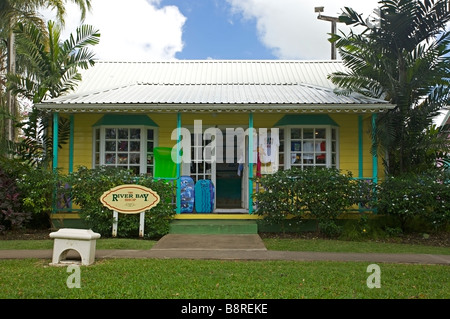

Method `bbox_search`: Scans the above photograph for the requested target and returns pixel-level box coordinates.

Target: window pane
[315,128,326,139]
[118,128,128,139]
[303,154,314,164]
[147,129,154,140]
[291,153,301,164]
[130,153,140,164]
[303,129,314,139]
[105,128,116,139]
[303,141,315,152]
[118,153,128,164]
[106,141,116,151]
[291,128,301,139]
[130,141,140,152]
[291,141,301,151]
[130,129,140,139]
[316,153,326,164]
[105,154,116,164]
[118,141,128,151]
[332,128,337,140]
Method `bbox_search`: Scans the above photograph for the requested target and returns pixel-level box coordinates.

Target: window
[93,126,157,175]
[190,132,212,182]
[278,126,338,170]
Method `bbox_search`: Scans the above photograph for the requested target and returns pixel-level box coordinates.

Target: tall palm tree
[329,0,450,175]
[0,0,92,142]
[6,20,99,167]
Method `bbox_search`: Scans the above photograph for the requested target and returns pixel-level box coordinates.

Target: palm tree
[6,20,99,167]
[0,0,92,142]
[329,0,450,175]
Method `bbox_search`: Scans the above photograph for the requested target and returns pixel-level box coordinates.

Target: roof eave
[36,102,396,113]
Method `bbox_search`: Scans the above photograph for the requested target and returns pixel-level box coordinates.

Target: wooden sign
[100,184,160,238]
[100,184,160,214]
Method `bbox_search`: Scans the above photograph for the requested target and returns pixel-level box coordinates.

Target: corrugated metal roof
[37,60,394,112]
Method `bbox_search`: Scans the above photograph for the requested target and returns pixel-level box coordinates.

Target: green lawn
[0,258,448,299]
[1,236,448,299]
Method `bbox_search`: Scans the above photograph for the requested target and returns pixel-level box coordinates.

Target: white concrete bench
[49,228,101,266]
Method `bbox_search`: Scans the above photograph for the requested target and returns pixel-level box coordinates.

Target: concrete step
[169,219,258,235]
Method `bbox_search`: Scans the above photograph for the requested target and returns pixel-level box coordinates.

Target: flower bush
[66,166,175,238]
[376,170,450,231]
[254,168,370,237]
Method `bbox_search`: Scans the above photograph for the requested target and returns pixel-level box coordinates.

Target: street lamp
[315,6,340,60]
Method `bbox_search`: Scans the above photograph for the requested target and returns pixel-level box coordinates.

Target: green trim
[358,115,363,179]
[69,115,74,173]
[52,112,59,170]
[274,114,339,127]
[176,113,181,214]
[52,112,59,214]
[371,114,378,183]
[248,113,254,214]
[92,114,159,127]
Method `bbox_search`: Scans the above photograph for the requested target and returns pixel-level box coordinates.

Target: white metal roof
[37,60,394,112]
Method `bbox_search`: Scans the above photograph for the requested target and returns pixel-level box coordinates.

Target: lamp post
[315,7,340,60]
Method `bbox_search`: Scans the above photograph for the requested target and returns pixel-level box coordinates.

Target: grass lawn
[0,236,449,300]
[0,258,448,299]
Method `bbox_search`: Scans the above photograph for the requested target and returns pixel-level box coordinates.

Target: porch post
[52,112,59,171]
[371,113,378,184]
[176,112,181,214]
[69,114,74,174]
[52,112,59,215]
[248,113,254,214]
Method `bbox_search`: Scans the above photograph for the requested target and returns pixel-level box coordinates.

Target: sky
[43,0,382,61]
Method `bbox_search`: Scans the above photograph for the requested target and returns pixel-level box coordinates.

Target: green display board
[153,147,177,178]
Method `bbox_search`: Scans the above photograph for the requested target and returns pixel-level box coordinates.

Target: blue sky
[49,0,381,61]
[161,0,275,59]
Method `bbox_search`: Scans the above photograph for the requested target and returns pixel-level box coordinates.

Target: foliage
[375,170,450,231]
[0,164,30,233]
[8,21,100,103]
[254,168,371,237]
[330,0,450,175]
[66,166,175,238]
[0,157,62,228]
[4,20,99,168]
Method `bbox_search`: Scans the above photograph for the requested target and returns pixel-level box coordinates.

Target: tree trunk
[6,19,17,142]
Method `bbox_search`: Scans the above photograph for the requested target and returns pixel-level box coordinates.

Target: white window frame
[92,125,159,175]
[280,125,339,170]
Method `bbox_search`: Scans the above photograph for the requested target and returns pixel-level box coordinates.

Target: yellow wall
[57,112,382,180]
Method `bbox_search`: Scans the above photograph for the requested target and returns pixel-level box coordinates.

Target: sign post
[100,185,160,238]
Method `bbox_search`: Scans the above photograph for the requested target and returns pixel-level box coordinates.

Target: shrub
[16,167,62,228]
[254,168,369,236]
[66,166,175,238]
[0,166,30,233]
[0,158,62,229]
[375,170,450,232]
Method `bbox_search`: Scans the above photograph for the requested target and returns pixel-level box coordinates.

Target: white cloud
[227,0,380,59]
[44,0,186,61]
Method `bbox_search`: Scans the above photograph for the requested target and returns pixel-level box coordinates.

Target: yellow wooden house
[37,60,394,227]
